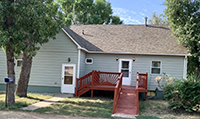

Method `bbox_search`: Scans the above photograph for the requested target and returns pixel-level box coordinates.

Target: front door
[61,64,76,93]
[119,59,132,86]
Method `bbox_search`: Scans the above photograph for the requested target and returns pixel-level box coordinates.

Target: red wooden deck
[115,86,137,115]
[73,71,148,115]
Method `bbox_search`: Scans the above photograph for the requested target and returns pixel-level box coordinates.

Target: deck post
[91,70,95,98]
[145,92,147,101]
[112,88,117,114]
[91,89,93,98]
[136,89,139,114]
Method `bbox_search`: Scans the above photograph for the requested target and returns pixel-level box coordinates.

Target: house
[0,24,189,94]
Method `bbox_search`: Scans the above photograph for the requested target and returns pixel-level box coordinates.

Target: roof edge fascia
[85,51,190,56]
[62,28,82,49]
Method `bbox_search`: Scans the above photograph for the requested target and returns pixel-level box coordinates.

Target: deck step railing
[136,72,148,114]
[73,71,93,97]
[112,72,123,113]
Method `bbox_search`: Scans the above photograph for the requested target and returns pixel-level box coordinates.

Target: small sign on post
[4,78,14,107]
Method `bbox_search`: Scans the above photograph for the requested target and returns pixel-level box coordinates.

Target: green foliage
[187,56,199,76]
[111,15,123,25]
[0,0,62,55]
[56,0,123,26]
[164,0,200,76]
[164,78,200,112]
[148,12,168,24]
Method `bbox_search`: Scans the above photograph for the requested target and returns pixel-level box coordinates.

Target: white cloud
[143,8,147,12]
[112,7,147,24]
[139,12,145,16]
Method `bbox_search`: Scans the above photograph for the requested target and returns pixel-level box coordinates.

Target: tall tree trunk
[5,0,15,105]
[6,42,15,105]
[16,39,33,97]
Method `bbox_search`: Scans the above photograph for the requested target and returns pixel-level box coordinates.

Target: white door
[61,64,76,93]
[119,59,132,86]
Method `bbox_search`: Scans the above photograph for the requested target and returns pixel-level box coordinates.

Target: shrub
[164,77,200,112]
[155,73,175,91]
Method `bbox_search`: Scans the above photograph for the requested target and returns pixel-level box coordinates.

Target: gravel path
[0,110,109,119]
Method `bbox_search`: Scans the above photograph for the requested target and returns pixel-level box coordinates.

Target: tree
[0,0,62,100]
[0,0,16,105]
[164,0,200,77]
[14,0,62,97]
[111,15,123,25]
[148,12,168,24]
[56,0,123,26]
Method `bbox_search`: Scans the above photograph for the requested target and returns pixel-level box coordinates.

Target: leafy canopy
[0,0,62,55]
[56,0,123,26]
[148,12,168,24]
[164,0,200,56]
[164,0,200,76]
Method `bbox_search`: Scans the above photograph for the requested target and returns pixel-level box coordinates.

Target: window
[16,54,23,67]
[17,60,22,67]
[151,61,161,74]
[85,58,93,64]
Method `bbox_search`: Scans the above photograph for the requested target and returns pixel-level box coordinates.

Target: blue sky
[108,0,166,24]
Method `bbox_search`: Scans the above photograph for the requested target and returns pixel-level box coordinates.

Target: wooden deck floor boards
[115,86,137,115]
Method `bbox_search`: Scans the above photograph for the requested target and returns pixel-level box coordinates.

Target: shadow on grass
[34,97,113,118]
[0,101,28,110]
[25,96,44,101]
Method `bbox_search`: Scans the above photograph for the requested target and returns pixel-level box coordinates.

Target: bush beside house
[164,76,200,112]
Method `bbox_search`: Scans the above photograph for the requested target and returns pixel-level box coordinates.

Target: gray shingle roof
[67,24,189,55]
[63,26,102,51]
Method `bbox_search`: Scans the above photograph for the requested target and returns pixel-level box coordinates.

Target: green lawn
[34,97,113,118]
[0,93,52,110]
[1,92,200,119]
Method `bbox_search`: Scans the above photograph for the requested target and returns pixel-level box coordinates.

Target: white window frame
[16,59,23,67]
[85,58,93,64]
[150,60,162,74]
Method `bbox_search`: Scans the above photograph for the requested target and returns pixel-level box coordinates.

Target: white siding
[79,50,86,77]
[0,48,7,84]
[84,53,184,90]
[26,31,78,87]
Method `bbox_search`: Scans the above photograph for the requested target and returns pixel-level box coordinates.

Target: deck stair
[115,86,137,115]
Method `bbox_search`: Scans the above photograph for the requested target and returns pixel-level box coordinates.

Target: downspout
[183,55,188,79]
[77,49,81,78]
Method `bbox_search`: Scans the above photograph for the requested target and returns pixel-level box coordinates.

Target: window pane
[86,59,92,63]
[151,68,160,74]
[64,76,73,84]
[65,67,73,75]
[85,58,93,64]
[122,70,129,77]
[122,61,129,68]
[17,60,22,67]
[152,61,161,67]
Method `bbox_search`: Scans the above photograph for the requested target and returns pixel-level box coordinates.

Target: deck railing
[74,70,123,114]
[112,72,123,113]
[74,71,93,96]
[93,71,121,86]
[136,72,148,114]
